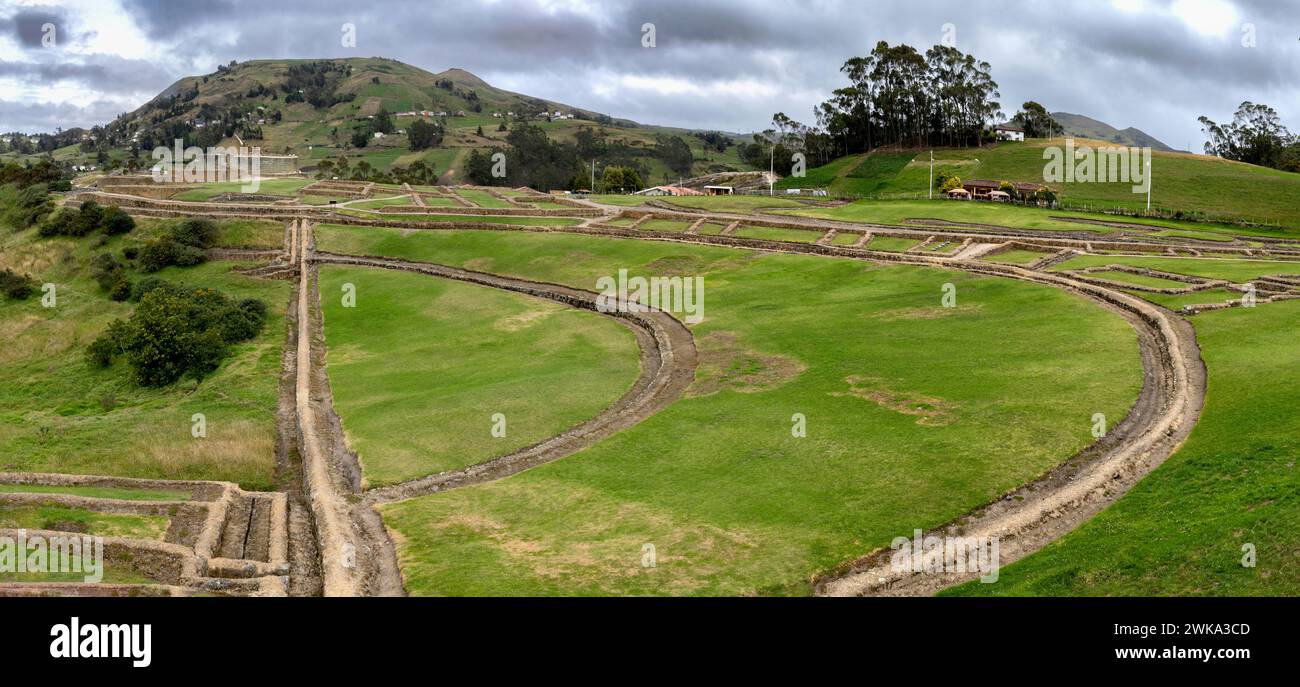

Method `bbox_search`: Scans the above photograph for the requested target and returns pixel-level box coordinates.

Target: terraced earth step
[216,493,275,563]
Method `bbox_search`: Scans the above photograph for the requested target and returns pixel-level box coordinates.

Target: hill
[776,138,1300,228]
[59,57,751,185]
[1051,112,1175,152]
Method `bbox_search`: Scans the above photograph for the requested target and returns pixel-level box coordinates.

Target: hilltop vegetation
[12,57,749,189]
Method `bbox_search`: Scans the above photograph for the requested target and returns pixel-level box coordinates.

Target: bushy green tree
[88,282,267,386]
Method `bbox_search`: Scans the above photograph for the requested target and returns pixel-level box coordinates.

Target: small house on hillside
[636,185,705,197]
[704,185,734,195]
[994,125,1025,142]
[961,179,1042,198]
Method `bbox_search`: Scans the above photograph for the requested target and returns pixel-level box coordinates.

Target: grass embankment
[316,226,1141,595]
[170,178,314,201]
[1049,255,1300,283]
[330,211,583,226]
[317,266,641,486]
[777,198,1293,241]
[0,484,190,501]
[786,139,1300,228]
[0,503,169,540]
[947,300,1300,595]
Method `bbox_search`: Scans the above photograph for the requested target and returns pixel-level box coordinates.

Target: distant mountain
[1051,112,1175,152]
[83,57,746,184]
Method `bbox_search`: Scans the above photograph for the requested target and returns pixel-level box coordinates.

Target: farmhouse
[994,124,1025,141]
[961,179,1041,198]
[703,185,734,195]
[635,185,705,197]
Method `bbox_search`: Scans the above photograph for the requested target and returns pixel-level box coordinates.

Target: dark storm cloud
[3,6,68,48]
[0,55,174,94]
[119,0,239,36]
[2,0,1297,148]
[0,98,128,133]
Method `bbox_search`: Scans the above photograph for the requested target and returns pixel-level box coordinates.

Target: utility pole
[1146,158,1152,211]
[928,150,934,200]
[590,159,595,193]
[769,143,774,196]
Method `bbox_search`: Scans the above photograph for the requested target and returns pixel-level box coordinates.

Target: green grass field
[1050,255,1300,283]
[867,235,922,252]
[777,198,1296,240]
[331,211,583,226]
[787,139,1300,228]
[983,249,1052,265]
[1085,270,1194,289]
[947,299,1300,595]
[314,226,1142,595]
[0,221,287,490]
[318,266,642,487]
[734,226,822,243]
[454,188,512,209]
[171,178,314,201]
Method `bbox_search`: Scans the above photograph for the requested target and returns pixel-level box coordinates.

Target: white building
[994,125,1025,142]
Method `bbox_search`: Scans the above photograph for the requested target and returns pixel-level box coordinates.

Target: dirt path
[292,221,405,596]
[309,253,699,504]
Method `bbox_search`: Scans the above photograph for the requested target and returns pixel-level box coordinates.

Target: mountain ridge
[1051,111,1176,152]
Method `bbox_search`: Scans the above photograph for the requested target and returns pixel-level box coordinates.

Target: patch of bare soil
[830,375,956,426]
[687,331,805,397]
[870,303,984,321]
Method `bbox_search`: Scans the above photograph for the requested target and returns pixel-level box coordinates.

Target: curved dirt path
[309,252,699,505]
[816,264,1205,596]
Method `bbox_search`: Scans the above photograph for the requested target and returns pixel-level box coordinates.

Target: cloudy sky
[1,0,1297,150]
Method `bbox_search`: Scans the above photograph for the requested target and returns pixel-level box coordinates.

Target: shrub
[130,276,171,302]
[123,246,139,260]
[172,243,206,267]
[89,284,267,386]
[71,201,104,236]
[86,319,128,368]
[103,207,135,235]
[109,279,132,302]
[90,253,124,291]
[137,239,177,273]
[0,268,37,300]
[37,207,77,237]
[170,218,218,248]
[4,183,54,228]
[35,201,133,238]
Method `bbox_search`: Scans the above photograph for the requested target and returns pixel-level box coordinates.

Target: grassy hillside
[61,57,748,186]
[0,217,286,489]
[784,139,1300,228]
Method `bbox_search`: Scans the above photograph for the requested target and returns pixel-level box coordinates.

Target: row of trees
[466,123,670,191]
[1200,101,1300,173]
[315,156,440,186]
[744,42,1005,174]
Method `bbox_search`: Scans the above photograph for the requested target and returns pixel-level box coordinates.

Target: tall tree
[1199,102,1295,169]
